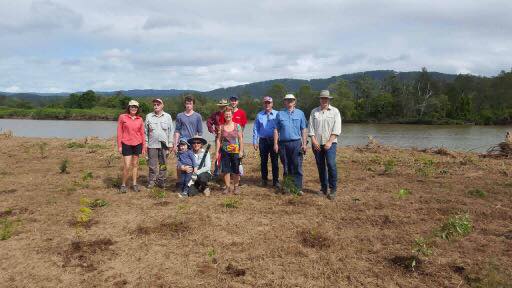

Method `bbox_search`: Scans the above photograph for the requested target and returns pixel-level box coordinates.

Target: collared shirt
[193,148,211,175]
[117,113,145,148]
[275,108,307,142]
[308,105,342,145]
[252,109,277,144]
[145,112,173,149]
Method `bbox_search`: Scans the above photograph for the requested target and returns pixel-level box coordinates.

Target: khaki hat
[216,99,229,106]
[319,90,333,99]
[128,100,140,107]
[284,94,296,100]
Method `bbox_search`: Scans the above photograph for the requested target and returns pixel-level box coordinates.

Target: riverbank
[0,136,511,287]
[0,107,121,121]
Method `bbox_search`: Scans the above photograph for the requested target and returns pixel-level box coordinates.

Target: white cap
[284,94,296,100]
[128,100,140,107]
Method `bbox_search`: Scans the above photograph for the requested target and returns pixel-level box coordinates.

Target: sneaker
[178,192,188,198]
[203,187,211,197]
[222,187,230,195]
[147,182,155,189]
[156,182,166,189]
[233,186,240,195]
[273,182,281,189]
[317,189,327,196]
[261,180,268,187]
[327,193,336,200]
[132,184,140,192]
[297,191,304,196]
[119,185,127,193]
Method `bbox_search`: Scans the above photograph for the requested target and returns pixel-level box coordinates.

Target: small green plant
[436,213,472,240]
[59,159,69,174]
[37,142,49,158]
[398,188,411,199]
[467,189,487,198]
[415,157,435,177]
[81,171,93,181]
[138,157,147,166]
[223,197,240,208]
[150,188,167,199]
[383,158,397,173]
[76,207,92,225]
[282,175,299,195]
[67,141,86,149]
[88,199,109,209]
[412,237,433,257]
[0,217,19,240]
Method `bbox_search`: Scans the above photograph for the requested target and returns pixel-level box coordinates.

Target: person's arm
[167,114,174,150]
[144,115,150,147]
[206,112,215,134]
[325,109,342,150]
[300,113,308,153]
[273,113,280,153]
[238,125,244,157]
[215,126,222,161]
[173,115,181,152]
[309,111,320,151]
[241,110,248,128]
[140,118,147,154]
[197,152,211,175]
[116,115,123,153]
[253,114,259,150]
[197,113,203,136]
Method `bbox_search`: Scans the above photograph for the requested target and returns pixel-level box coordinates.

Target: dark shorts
[221,150,240,174]
[122,143,142,156]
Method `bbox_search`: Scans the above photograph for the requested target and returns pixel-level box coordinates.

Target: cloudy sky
[0,0,511,93]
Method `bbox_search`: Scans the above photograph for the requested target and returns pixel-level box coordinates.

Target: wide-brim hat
[187,136,207,145]
[319,90,333,99]
[128,100,140,107]
[216,99,229,106]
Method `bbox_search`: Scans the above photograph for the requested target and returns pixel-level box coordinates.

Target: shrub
[415,157,435,177]
[412,237,433,257]
[398,188,411,199]
[37,142,49,158]
[59,159,69,174]
[383,158,397,173]
[150,188,167,199]
[467,189,487,198]
[138,157,147,166]
[67,142,86,149]
[82,171,93,181]
[436,214,472,240]
[282,175,299,195]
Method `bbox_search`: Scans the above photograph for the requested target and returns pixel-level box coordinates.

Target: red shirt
[219,108,247,127]
[117,113,146,148]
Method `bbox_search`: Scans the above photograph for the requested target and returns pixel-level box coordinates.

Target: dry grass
[0,136,511,287]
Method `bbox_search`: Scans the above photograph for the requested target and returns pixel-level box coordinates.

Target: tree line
[1,68,511,124]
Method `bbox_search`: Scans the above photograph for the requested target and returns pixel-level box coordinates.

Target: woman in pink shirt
[117,100,147,193]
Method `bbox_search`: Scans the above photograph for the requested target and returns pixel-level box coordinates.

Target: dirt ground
[0,135,511,288]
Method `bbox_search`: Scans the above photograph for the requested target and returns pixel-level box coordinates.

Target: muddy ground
[0,135,511,287]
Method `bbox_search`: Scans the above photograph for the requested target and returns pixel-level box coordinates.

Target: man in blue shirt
[273,94,308,195]
[253,96,280,188]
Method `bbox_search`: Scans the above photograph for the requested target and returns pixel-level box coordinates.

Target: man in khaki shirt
[308,90,342,200]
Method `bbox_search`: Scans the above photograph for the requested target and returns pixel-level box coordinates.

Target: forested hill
[203,70,457,99]
[1,70,456,100]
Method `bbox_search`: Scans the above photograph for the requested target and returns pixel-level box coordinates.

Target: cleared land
[0,135,511,287]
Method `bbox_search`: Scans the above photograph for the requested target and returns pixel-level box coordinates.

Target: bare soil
[0,136,511,287]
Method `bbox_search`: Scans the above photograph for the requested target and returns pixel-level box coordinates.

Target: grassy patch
[299,228,331,249]
[465,260,512,288]
[383,158,397,174]
[149,188,167,199]
[436,213,472,240]
[0,217,19,240]
[467,189,487,198]
[59,159,69,174]
[138,157,147,166]
[415,156,435,177]
[81,171,93,181]
[37,142,49,158]
[398,188,411,199]
[222,197,240,209]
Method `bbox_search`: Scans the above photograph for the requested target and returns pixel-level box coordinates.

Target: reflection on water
[1,119,510,152]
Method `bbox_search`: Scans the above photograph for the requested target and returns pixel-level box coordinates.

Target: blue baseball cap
[229,96,239,100]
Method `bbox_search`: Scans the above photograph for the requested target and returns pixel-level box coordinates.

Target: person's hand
[118,147,122,154]
[253,144,258,151]
[301,144,307,155]
[142,147,147,155]
[216,152,220,161]
[312,139,321,152]
[324,142,332,150]
[240,151,245,159]
[172,146,177,154]
[273,144,279,153]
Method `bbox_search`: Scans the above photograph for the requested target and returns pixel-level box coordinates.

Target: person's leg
[279,142,289,178]
[181,172,192,195]
[269,139,280,186]
[157,148,167,187]
[313,146,328,193]
[131,155,139,185]
[222,173,231,193]
[147,148,158,187]
[231,153,241,193]
[325,143,338,195]
[289,140,303,191]
[122,155,132,186]
[259,139,269,184]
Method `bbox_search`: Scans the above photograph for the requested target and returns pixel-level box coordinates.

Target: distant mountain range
[1,70,459,100]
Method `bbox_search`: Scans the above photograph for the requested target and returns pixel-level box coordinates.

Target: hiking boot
[132,184,140,192]
[119,185,127,193]
[273,182,281,189]
[327,192,336,200]
[222,187,230,195]
[156,181,166,189]
[203,187,211,197]
[317,189,327,197]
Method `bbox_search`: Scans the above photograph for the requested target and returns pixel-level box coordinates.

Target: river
[1,119,510,152]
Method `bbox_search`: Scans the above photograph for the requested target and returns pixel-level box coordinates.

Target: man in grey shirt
[145,98,174,188]
[308,90,342,200]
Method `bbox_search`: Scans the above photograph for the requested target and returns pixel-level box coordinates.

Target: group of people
[116,89,342,200]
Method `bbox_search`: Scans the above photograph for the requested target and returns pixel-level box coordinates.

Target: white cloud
[0,0,510,92]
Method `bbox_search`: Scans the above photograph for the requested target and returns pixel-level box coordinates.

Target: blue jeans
[278,139,303,190]
[259,137,279,184]
[312,143,337,193]
[180,172,193,194]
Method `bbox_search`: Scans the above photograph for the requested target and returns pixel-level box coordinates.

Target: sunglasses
[129,105,139,109]
[264,101,272,104]
[191,142,202,145]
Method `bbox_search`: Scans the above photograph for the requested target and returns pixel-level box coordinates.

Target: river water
[1,118,510,152]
